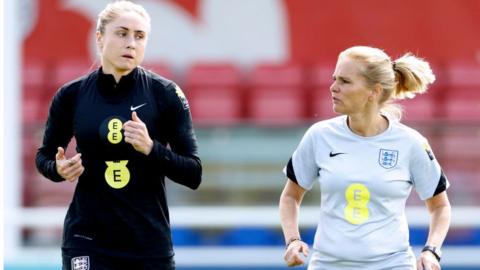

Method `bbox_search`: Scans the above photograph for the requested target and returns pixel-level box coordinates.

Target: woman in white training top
[279,46,451,270]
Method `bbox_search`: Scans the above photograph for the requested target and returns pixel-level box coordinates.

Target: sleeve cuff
[286,158,298,185]
[147,140,170,164]
[49,160,66,182]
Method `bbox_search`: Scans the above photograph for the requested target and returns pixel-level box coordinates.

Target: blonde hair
[339,46,435,120]
[97,1,151,34]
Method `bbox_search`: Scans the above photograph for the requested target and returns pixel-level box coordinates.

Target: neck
[102,65,133,83]
[347,112,388,137]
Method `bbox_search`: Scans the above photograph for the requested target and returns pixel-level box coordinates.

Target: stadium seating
[397,92,437,123]
[52,59,96,89]
[247,63,307,125]
[217,227,284,246]
[142,62,174,80]
[171,227,203,246]
[22,62,48,124]
[19,61,480,209]
[32,59,93,121]
[308,63,338,120]
[443,63,480,121]
[23,138,77,207]
[185,63,244,126]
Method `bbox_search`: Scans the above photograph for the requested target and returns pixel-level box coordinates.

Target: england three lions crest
[71,256,90,270]
[379,149,399,169]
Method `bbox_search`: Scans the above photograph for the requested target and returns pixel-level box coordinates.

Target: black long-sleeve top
[36,66,202,259]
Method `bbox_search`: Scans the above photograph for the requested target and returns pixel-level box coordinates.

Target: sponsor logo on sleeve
[423,142,435,161]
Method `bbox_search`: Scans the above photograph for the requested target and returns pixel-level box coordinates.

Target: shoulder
[308,115,346,134]
[390,120,429,149]
[298,116,345,145]
[54,70,97,101]
[138,67,189,109]
[138,66,175,89]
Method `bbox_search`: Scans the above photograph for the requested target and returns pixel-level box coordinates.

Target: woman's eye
[117,32,126,37]
[135,34,144,40]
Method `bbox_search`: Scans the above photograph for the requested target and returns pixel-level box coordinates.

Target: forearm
[35,86,76,183]
[36,147,65,182]
[148,140,202,189]
[279,192,301,243]
[426,203,451,247]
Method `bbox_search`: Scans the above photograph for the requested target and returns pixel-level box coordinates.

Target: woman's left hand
[123,111,153,155]
[417,251,440,270]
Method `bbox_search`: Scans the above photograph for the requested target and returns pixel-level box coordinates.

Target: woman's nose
[330,82,338,93]
[126,35,136,49]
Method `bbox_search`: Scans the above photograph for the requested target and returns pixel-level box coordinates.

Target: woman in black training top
[36,1,202,269]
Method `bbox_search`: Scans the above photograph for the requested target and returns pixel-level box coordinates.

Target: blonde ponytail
[339,46,436,121]
[392,53,436,99]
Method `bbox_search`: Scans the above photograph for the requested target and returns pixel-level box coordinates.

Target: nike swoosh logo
[329,151,346,157]
[130,103,147,111]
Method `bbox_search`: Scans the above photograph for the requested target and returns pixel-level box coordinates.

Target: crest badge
[71,256,90,270]
[378,149,399,169]
[174,84,190,110]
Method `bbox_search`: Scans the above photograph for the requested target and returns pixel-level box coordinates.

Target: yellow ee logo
[105,160,130,189]
[107,118,123,144]
[344,183,370,225]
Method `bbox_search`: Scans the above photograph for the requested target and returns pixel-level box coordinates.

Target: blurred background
[3,0,480,269]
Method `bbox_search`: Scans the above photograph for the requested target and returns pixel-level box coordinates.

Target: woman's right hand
[284,240,309,267]
[55,147,84,182]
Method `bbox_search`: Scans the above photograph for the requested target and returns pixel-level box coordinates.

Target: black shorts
[62,249,175,270]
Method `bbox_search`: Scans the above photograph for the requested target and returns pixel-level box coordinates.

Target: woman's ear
[96,31,103,50]
[371,83,383,100]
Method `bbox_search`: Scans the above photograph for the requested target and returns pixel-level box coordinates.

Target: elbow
[35,150,44,173]
[188,161,202,190]
[189,178,201,190]
[35,151,49,179]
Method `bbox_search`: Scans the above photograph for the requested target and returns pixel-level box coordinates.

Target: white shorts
[307,247,416,270]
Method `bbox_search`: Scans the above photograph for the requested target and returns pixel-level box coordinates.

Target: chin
[116,64,135,73]
[332,105,343,114]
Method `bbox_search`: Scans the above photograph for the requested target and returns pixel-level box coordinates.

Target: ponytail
[392,53,436,99]
[340,46,436,121]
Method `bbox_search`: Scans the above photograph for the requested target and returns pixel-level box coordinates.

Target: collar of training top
[96,67,139,98]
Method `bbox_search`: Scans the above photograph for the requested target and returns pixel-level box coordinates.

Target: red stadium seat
[444,89,480,122]
[398,63,446,123]
[437,129,480,204]
[439,131,480,160]
[185,63,243,126]
[308,64,338,120]
[308,63,335,89]
[398,63,447,123]
[22,130,43,206]
[444,64,480,121]
[24,138,78,207]
[142,62,174,80]
[22,62,47,124]
[26,173,75,207]
[53,59,97,89]
[247,63,307,125]
[397,93,436,123]
[44,60,97,121]
[310,86,337,120]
